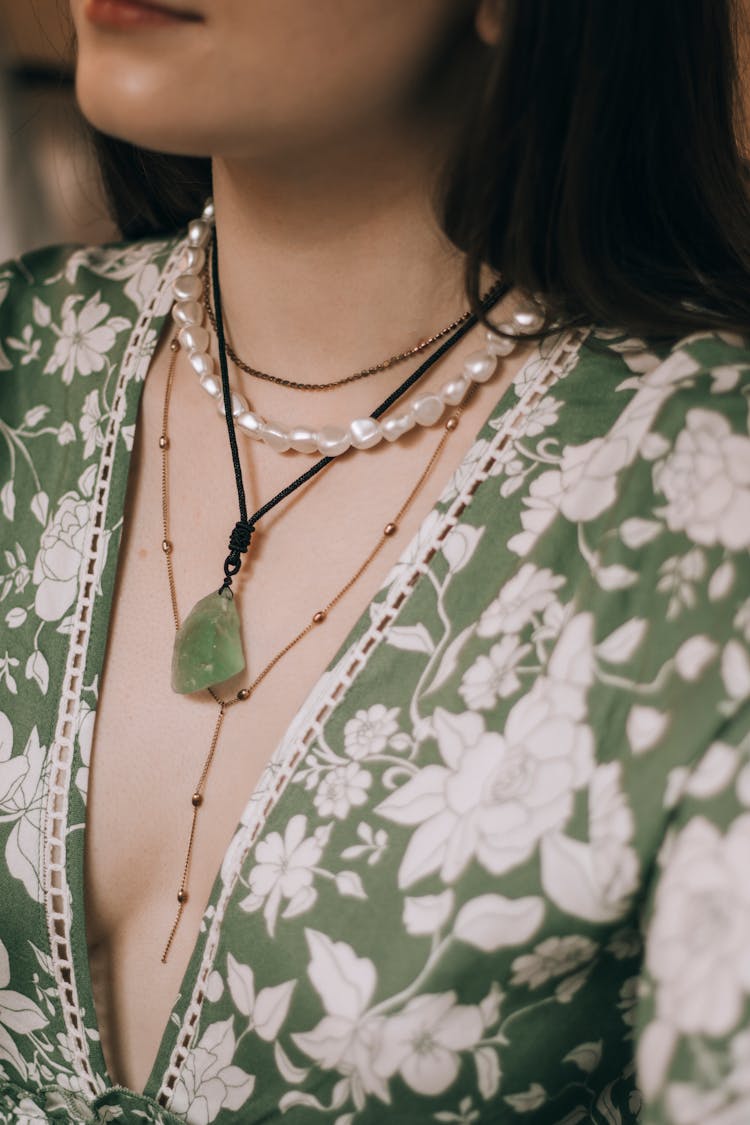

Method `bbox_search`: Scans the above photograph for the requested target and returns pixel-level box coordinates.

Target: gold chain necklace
[199,252,477,391]
[159,334,477,961]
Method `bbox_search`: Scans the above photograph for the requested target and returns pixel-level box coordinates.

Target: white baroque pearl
[349,417,383,449]
[199,372,222,399]
[173,274,202,302]
[411,393,444,426]
[183,246,205,273]
[202,199,215,222]
[381,411,415,442]
[513,306,545,332]
[289,426,320,453]
[485,328,517,356]
[172,300,202,327]
[463,350,497,384]
[188,351,214,378]
[317,425,351,457]
[261,420,292,453]
[237,411,265,439]
[218,390,248,417]
[440,374,469,405]
[178,324,210,354]
[188,219,210,247]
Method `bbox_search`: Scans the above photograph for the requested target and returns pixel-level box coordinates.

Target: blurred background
[0,0,116,260]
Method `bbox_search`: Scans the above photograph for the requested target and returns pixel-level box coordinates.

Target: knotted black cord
[211,227,509,592]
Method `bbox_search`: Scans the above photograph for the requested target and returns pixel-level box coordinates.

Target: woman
[1,0,750,1121]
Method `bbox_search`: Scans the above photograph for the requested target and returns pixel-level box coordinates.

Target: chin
[73,49,300,160]
[75,60,209,155]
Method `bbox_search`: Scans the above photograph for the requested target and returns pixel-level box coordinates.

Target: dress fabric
[0,232,749,1125]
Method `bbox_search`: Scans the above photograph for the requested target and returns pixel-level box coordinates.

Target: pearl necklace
[170,200,546,457]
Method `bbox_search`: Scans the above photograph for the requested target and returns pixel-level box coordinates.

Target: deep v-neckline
[41,232,586,1110]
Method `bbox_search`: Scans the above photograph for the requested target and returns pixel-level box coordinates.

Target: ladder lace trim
[43,237,187,1098]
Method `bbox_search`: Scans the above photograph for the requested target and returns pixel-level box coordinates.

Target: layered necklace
[159,199,544,959]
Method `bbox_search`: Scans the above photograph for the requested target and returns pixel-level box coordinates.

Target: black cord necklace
[170,228,508,695]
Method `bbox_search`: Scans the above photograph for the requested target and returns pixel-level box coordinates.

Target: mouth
[83,0,204,29]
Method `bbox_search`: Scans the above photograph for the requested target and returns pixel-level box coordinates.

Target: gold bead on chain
[158,336,475,962]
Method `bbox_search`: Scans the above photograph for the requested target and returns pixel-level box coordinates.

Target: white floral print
[0,937,47,1080]
[170,1019,254,1125]
[0,717,46,901]
[240,814,327,936]
[661,1029,750,1124]
[79,389,105,459]
[458,635,531,709]
[313,761,372,819]
[402,890,455,936]
[343,705,400,760]
[507,437,628,556]
[44,293,130,385]
[510,935,598,989]
[645,816,750,1038]
[32,490,92,622]
[291,930,390,1108]
[520,393,562,437]
[653,408,750,549]
[476,563,566,638]
[377,691,594,889]
[375,993,484,1096]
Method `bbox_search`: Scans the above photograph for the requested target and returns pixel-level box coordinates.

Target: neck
[209,128,471,388]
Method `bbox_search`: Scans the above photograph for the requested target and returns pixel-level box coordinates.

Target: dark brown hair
[89,0,750,341]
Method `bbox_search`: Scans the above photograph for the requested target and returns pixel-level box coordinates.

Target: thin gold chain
[199,252,481,391]
[159,337,476,961]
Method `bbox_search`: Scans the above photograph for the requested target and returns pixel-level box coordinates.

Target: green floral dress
[1,231,750,1125]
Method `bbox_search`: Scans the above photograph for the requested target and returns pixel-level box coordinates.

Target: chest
[82,334,529,1091]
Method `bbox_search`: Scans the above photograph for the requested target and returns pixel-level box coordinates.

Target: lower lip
[83,0,197,28]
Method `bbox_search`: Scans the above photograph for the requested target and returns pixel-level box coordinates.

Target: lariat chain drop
[159,338,478,962]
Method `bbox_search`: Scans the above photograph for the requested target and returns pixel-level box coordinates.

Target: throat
[208,155,473,392]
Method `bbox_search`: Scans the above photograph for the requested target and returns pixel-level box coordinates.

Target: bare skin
[68,0,519,1093]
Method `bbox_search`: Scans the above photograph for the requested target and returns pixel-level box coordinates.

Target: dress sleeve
[634,693,750,1124]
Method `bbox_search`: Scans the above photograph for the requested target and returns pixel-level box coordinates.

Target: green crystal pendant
[171,588,246,694]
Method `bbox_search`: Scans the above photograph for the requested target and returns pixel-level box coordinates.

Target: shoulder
[0,232,183,369]
[570,325,750,498]
[0,233,182,295]
[578,323,750,400]
[505,320,750,636]
[0,232,184,619]
[0,233,184,423]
